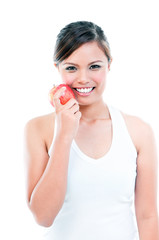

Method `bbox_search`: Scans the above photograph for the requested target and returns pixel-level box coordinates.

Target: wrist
[55,132,74,145]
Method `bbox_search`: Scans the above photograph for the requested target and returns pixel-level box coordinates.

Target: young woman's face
[57,41,111,106]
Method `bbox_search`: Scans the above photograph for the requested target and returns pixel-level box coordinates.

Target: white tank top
[44,105,139,240]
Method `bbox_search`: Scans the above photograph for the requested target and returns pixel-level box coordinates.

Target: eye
[65,66,77,72]
[89,64,101,70]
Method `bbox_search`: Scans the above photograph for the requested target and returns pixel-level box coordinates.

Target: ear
[54,63,60,72]
[108,58,113,71]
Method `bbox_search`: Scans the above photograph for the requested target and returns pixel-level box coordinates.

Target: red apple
[49,84,75,107]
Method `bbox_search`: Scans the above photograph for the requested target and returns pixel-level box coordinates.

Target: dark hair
[54,21,112,66]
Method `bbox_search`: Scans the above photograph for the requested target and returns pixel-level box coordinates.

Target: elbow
[34,214,54,228]
[28,201,54,228]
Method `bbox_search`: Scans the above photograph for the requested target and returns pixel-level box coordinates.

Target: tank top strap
[108,105,137,159]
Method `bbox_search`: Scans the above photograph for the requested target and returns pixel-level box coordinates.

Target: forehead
[63,41,108,64]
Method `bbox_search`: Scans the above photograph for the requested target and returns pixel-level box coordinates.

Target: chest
[74,120,112,159]
[67,138,137,207]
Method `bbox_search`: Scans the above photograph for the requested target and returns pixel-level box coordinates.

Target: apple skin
[49,84,75,107]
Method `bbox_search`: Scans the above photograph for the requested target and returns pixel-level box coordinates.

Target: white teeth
[76,87,93,93]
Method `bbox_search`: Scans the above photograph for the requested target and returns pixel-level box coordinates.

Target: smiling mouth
[73,87,95,93]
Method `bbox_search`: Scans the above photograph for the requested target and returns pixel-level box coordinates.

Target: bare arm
[24,88,81,227]
[135,121,159,239]
[24,120,72,227]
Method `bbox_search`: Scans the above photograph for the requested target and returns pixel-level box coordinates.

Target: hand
[53,87,81,141]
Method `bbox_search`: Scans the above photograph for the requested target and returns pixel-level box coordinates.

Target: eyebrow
[63,60,103,66]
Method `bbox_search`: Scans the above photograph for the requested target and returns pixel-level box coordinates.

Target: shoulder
[121,111,155,153]
[25,113,55,136]
[25,112,55,129]
[24,112,55,151]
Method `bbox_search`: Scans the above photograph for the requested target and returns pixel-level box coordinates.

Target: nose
[77,69,89,85]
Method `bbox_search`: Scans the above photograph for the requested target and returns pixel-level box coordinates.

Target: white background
[0,0,159,239]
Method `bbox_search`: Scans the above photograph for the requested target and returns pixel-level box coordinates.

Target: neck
[79,99,110,122]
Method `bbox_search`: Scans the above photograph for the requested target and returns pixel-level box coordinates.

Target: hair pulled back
[54,21,112,66]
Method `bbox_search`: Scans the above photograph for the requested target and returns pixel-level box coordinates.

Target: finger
[75,111,82,120]
[69,103,80,114]
[64,98,79,109]
[53,87,66,108]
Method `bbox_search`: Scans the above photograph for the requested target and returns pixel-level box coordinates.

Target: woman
[24,21,159,239]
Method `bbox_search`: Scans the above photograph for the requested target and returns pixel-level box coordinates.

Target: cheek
[92,70,107,83]
[60,72,75,85]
